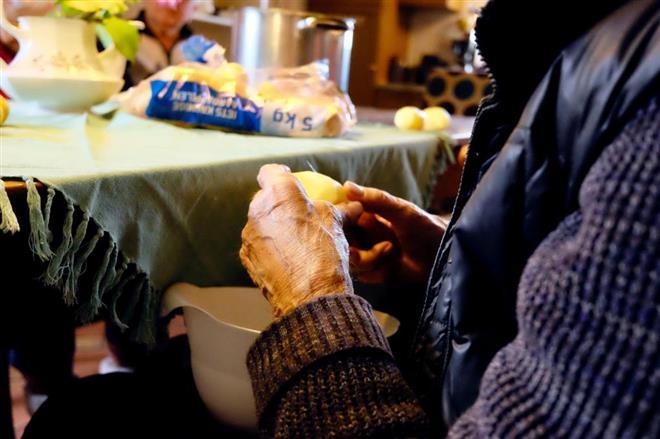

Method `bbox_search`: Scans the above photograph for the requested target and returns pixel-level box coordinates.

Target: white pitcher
[0,2,127,111]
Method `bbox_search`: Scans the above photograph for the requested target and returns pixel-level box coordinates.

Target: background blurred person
[124,0,195,88]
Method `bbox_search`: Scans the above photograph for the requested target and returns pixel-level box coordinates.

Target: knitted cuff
[246,294,392,418]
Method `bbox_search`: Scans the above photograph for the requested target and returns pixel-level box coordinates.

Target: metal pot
[231,7,355,91]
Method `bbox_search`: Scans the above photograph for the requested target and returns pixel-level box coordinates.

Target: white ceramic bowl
[0,75,123,112]
[163,283,400,431]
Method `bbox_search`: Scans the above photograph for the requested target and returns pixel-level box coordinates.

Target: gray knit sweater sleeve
[449,98,660,438]
[247,98,659,438]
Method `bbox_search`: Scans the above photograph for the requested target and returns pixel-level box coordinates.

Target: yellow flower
[62,0,127,15]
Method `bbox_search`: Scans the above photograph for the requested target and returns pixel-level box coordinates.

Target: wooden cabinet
[307,0,454,107]
[307,0,405,106]
[373,83,425,109]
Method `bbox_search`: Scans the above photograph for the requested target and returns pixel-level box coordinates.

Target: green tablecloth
[0,103,445,343]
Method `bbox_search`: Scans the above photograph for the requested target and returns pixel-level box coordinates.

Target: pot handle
[299,16,353,32]
[0,0,25,41]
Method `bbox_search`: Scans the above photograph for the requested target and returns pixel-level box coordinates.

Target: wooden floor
[10,318,186,437]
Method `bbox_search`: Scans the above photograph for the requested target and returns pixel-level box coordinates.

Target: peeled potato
[423,106,451,131]
[0,95,8,125]
[293,171,347,204]
[394,106,425,130]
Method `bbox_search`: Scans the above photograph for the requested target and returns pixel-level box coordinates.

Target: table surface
[356,106,474,144]
[2,107,473,191]
[1,103,449,341]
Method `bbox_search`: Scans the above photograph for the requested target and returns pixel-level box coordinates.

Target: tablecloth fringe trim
[78,242,117,322]
[62,212,90,305]
[109,268,137,332]
[43,186,56,244]
[1,178,158,346]
[116,275,147,332]
[25,177,54,261]
[0,180,20,234]
[41,202,74,287]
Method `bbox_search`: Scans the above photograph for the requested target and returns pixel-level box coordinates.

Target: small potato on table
[393,105,451,132]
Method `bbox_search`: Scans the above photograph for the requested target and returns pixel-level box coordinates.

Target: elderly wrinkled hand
[240,164,353,318]
[339,182,448,285]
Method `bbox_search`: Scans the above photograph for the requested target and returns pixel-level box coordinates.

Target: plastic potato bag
[255,61,356,137]
[114,60,258,132]
[145,62,261,132]
[114,37,356,137]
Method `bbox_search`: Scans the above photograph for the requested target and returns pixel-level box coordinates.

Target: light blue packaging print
[260,102,341,137]
[146,80,261,133]
[181,36,226,67]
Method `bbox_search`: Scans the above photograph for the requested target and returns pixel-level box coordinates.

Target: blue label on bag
[146,80,261,132]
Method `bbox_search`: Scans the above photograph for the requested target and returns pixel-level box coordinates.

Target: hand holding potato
[339,183,448,285]
[240,165,353,318]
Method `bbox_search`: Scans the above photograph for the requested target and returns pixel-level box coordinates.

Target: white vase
[0,13,127,112]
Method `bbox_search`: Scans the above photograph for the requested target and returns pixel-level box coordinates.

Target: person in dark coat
[238,0,660,437]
